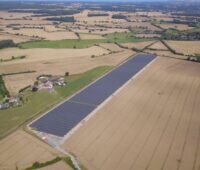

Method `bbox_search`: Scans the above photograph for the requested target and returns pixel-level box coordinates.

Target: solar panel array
[30,54,156,137]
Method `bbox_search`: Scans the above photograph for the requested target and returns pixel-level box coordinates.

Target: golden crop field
[2,28,78,40]
[159,23,193,31]
[166,41,200,55]
[62,57,200,170]
[148,41,168,50]
[0,32,36,43]
[98,43,123,52]
[121,41,156,50]
[0,130,61,170]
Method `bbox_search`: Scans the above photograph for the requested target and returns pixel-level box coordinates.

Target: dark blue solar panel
[30,54,156,137]
[69,54,155,105]
[31,101,95,136]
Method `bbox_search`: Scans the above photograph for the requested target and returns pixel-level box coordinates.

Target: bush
[46,16,75,23]
[0,75,9,98]
[65,72,69,76]
[63,157,78,170]
[0,40,16,49]
[26,157,62,170]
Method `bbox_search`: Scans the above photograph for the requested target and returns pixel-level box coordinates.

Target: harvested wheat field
[121,41,155,50]
[38,161,72,170]
[62,57,200,170]
[166,41,200,55]
[98,43,123,52]
[0,46,109,63]
[44,25,67,32]
[144,49,187,60]
[0,32,37,43]
[148,41,168,50]
[0,11,33,19]
[79,33,105,40]
[0,130,61,170]
[0,18,52,26]
[2,28,78,40]
[159,23,193,31]
[3,73,37,95]
[154,17,174,22]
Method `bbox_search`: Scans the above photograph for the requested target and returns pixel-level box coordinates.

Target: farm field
[134,34,161,38]
[0,66,112,138]
[148,41,168,51]
[62,57,200,170]
[79,33,105,40]
[165,41,200,55]
[121,41,156,50]
[0,18,52,25]
[19,39,106,48]
[0,32,37,43]
[0,46,109,62]
[97,43,123,52]
[0,11,33,19]
[3,73,37,95]
[2,28,78,40]
[0,130,61,170]
[144,49,187,59]
[159,23,193,31]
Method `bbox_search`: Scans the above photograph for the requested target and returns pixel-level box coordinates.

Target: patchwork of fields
[0,2,200,170]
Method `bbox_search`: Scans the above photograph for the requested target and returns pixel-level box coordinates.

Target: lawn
[18,32,155,49]
[0,66,112,138]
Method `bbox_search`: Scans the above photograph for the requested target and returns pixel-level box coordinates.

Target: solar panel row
[30,54,156,137]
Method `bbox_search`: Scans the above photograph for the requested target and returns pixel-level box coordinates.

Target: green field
[18,32,155,49]
[0,66,112,138]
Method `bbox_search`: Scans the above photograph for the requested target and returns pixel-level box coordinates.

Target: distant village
[0,74,67,110]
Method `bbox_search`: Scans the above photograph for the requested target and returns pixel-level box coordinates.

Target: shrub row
[0,40,16,49]
[0,75,9,97]
[25,157,62,170]
[2,70,36,76]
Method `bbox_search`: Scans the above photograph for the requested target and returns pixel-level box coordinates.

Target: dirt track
[62,57,200,170]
